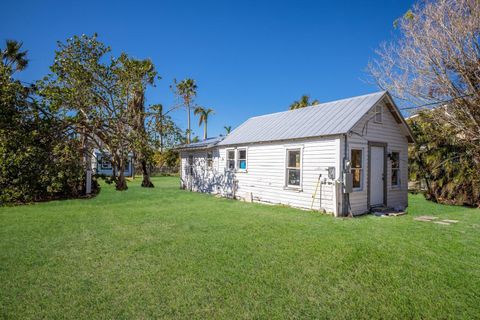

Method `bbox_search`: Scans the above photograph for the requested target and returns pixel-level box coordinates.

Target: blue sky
[1,0,413,138]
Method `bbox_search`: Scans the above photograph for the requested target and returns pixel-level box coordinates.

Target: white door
[370,146,385,206]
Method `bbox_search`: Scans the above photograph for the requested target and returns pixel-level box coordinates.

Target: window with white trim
[374,104,383,123]
[351,149,363,189]
[206,152,213,168]
[237,149,247,171]
[226,150,235,170]
[391,152,400,187]
[286,149,301,187]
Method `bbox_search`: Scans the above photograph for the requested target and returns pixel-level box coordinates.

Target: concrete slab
[442,219,459,223]
[414,215,439,222]
[420,215,438,220]
[434,221,451,225]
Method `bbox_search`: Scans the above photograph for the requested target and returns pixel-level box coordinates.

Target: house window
[351,149,363,189]
[206,152,213,168]
[237,149,247,170]
[101,158,112,170]
[286,149,301,187]
[374,104,382,123]
[391,152,400,186]
[226,150,235,170]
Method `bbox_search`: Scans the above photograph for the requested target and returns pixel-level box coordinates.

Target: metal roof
[175,136,224,151]
[218,91,389,146]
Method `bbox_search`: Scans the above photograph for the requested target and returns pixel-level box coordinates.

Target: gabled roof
[218,91,392,146]
[175,136,224,151]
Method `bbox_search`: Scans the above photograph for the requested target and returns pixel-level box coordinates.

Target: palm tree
[1,40,28,72]
[224,125,232,135]
[194,106,214,140]
[288,94,320,110]
[174,78,197,143]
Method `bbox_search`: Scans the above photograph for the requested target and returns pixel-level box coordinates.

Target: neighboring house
[92,149,134,177]
[176,91,414,217]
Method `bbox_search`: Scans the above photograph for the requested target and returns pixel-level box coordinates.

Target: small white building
[177,91,414,217]
[92,150,134,177]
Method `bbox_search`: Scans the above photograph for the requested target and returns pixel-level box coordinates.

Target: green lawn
[1,177,479,319]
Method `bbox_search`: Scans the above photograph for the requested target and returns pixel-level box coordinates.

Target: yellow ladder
[310,174,322,210]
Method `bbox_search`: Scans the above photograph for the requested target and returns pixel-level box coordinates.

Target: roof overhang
[174,137,224,151]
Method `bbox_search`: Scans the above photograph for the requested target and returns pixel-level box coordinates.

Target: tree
[224,125,232,135]
[117,54,158,188]
[288,94,320,110]
[1,41,92,204]
[40,34,135,191]
[1,40,28,72]
[408,111,480,206]
[368,0,480,157]
[194,106,214,140]
[151,104,183,152]
[172,78,197,143]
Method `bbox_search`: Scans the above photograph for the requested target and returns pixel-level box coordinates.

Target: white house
[176,91,414,217]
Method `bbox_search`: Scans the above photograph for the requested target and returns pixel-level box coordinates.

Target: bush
[0,63,96,205]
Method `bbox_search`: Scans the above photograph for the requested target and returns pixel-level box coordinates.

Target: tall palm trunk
[203,118,207,140]
[132,89,153,188]
[187,103,191,144]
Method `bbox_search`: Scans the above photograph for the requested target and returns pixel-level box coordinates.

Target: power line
[399,93,474,110]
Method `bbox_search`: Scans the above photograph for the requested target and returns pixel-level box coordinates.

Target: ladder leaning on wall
[310,174,323,211]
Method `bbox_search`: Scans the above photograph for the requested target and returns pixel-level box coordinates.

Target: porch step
[371,206,406,217]
[371,206,393,213]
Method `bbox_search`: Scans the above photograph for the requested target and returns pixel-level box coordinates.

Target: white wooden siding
[181,136,341,215]
[346,99,409,215]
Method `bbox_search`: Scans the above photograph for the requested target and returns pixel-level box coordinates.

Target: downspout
[343,133,352,217]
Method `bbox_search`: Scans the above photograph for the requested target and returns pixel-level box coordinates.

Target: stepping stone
[418,215,438,220]
[442,219,459,223]
[414,215,438,222]
[434,221,451,225]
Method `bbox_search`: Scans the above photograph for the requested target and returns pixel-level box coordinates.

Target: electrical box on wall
[343,173,353,193]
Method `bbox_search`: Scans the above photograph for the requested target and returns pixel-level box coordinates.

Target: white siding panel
[182,136,341,215]
[347,100,409,215]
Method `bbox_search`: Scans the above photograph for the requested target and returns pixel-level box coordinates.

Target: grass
[1,177,479,319]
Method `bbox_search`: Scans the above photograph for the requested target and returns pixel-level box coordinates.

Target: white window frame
[206,151,213,169]
[236,148,247,172]
[285,147,303,189]
[226,149,236,171]
[391,151,400,188]
[374,104,383,123]
[350,148,364,191]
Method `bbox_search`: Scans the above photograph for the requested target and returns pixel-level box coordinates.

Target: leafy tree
[224,125,232,135]
[40,34,138,191]
[288,95,320,110]
[408,111,480,206]
[1,40,28,72]
[0,41,93,204]
[172,78,197,143]
[194,106,214,140]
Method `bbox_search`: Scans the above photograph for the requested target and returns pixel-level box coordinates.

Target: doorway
[368,142,387,207]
